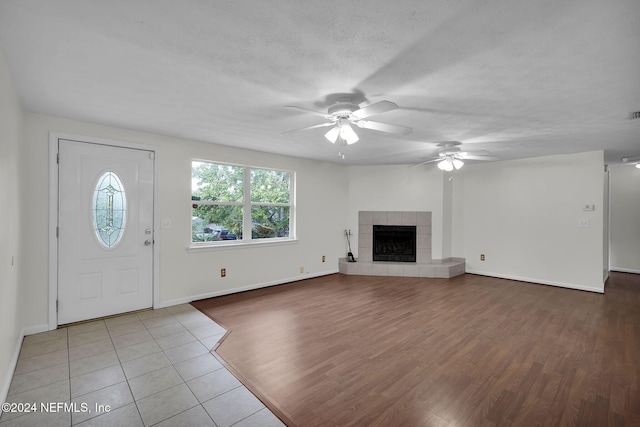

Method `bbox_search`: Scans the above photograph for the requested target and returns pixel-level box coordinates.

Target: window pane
[93,171,126,248]
[250,168,290,203]
[192,161,244,203]
[192,204,242,242]
[251,206,290,239]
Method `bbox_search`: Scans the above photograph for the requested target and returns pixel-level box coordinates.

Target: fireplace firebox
[372,225,417,262]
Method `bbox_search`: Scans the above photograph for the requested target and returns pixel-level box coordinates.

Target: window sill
[187,238,298,252]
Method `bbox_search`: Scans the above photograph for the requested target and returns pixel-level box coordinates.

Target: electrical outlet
[322,255,325,262]
[220,268,226,277]
[300,266,304,273]
[480,254,485,261]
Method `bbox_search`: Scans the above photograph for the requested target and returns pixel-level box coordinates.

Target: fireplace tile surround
[338,211,465,278]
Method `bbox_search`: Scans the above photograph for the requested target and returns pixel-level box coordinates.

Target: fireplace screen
[372,225,417,262]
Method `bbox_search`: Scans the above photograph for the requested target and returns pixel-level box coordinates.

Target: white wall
[16,109,614,337]
[441,173,453,259]
[0,51,24,402]
[603,170,609,281]
[609,165,640,273]
[20,113,348,328]
[346,165,447,259]
[452,151,606,292]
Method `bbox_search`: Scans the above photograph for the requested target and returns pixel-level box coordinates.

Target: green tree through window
[191,161,293,243]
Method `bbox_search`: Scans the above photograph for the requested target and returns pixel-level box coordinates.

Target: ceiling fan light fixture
[324,119,359,145]
[436,156,464,172]
[339,120,359,145]
[437,158,454,171]
[324,126,340,144]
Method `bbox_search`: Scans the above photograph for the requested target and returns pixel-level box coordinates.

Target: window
[93,171,127,248]
[191,161,294,244]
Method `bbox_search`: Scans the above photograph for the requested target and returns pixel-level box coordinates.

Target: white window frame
[190,160,296,249]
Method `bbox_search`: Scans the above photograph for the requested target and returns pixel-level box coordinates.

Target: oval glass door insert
[93,171,127,248]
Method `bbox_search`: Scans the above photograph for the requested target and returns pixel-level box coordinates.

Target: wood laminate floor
[192,273,640,426]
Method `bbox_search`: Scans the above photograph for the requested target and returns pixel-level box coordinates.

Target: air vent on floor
[629,111,640,120]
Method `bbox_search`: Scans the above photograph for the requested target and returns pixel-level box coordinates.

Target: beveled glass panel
[93,171,127,248]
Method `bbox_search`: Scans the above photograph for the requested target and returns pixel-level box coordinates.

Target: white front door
[58,139,154,324]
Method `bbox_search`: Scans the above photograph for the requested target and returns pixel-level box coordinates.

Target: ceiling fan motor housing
[328,98,360,118]
[439,146,462,156]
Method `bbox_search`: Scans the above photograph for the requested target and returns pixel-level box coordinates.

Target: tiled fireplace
[338,211,465,278]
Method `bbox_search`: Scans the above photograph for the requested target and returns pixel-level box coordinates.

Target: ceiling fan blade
[459,155,498,161]
[351,100,399,119]
[281,122,334,135]
[458,149,492,157]
[356,120,412,135]
[409,158,442,167]
[285,105,330,118]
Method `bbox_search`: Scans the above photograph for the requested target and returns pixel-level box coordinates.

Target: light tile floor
[0,304,285,427]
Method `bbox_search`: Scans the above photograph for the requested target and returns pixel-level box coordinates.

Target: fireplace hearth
[338,210,465,278]
[373,225,416,262]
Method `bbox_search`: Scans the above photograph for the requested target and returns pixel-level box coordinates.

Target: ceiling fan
[414,142,497,171]
[283,98,412,145]
[622,156,640,169]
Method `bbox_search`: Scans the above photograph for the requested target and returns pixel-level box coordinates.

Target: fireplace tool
[345,230,356,262]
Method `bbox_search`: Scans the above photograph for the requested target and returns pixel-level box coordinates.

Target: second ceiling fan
[414,142,498,171]
[283,98,412,145]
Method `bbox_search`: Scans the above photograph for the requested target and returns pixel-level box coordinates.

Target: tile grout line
[129,309,208,427]
[161,308,226,427]
[3,306,277,427]
[105,314,146,427]
[110,308,223,426]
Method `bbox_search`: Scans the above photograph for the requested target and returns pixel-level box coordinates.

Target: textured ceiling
[0,0,638,165]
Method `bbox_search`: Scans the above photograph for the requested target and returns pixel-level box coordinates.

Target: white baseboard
[155,270,338,309]
[22,324,50,336]
[465,269,605,294]
[1,332,23,405]
[1,323,52,403]
[610,267,640,275]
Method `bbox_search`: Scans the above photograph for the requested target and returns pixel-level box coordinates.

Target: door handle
[144,240,152,246]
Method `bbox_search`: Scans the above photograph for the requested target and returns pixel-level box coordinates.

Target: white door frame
[48,132,161,330]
